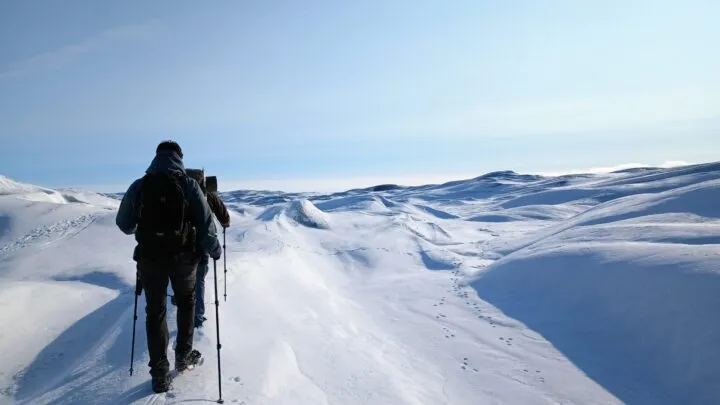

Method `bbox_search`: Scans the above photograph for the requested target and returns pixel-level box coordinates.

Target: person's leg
[138,259,171,380]
[170,253,198,367]
[194,255,209,326]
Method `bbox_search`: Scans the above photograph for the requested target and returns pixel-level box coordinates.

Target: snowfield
[1,162,719,405]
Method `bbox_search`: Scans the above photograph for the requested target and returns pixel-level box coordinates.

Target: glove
[221,221,230,229]
[210,242,222,261]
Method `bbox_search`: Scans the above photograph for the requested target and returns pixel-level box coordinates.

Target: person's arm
[116,179,142,235]
[186,179,222,259]
[207,192,230,228]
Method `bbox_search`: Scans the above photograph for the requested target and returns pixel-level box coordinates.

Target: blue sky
[1,0,718,192]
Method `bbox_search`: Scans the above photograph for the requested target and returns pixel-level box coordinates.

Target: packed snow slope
[0,162,719,405]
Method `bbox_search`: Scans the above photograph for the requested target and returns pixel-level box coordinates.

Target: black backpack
[136,172,194,256]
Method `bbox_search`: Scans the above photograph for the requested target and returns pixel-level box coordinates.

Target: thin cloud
[374,88,720,138]
[0,21,160,81]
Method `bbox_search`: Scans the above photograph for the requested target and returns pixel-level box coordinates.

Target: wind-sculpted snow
[0,176,122,208]
[314,195,396,215]
[0,161,719,405]
[471,166,720,405]
[58,189,121,209]
[257,200,331,229]
[223,190,317,206]
[287,199,331,229]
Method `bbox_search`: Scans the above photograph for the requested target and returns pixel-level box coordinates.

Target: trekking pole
[213,259,224,404]
[223,228,227,302]
[130,272,141,376]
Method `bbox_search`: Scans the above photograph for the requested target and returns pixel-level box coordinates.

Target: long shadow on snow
[42,302,174,405]
[53,270,129,292]
[13,272,158,404]
[471,251,720,405]
[35,295,180,405]
[15,292,136,403]
[16,265,204,404]
[118,387,219,405]
[113,382,151,404]
[48,298,183,405]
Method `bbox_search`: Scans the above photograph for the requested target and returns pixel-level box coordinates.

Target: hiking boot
[175,349,202,372]
[151,372,172,393]
[194,316,207,328]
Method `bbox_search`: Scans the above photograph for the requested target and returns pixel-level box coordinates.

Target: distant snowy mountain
[0,162,719,405]
[0,174,68,204]
[56,188,121,209]
[0,175,120,208]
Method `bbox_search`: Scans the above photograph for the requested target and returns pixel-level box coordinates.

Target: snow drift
[257,199,331,229]
[0,176,119,208]
[1,161,719,405]
[287,199,331,229]
[472,170,720,405]
[57,188,121,209]
[0,175,67,204]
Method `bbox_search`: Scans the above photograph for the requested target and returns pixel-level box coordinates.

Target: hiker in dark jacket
[185,169,230,327]
[207,192,230,228]
[116,141,222,393]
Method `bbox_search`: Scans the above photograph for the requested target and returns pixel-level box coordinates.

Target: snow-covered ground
[0,162,719,405]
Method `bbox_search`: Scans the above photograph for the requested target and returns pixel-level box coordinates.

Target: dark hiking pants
[138,253,199,377]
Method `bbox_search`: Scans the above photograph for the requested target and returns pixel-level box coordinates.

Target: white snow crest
[257,199,331,229]
[0,175,67,204]
[0,176,120,208]
[287,199,331,229]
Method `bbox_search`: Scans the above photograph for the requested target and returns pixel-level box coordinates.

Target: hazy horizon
[2,1,718,192]
[3,159,702,194]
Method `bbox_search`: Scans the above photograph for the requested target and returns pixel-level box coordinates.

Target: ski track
[143,393,162,405]
[0,213,98,257]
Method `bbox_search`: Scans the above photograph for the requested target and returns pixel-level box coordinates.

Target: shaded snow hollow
[0,161,719,405]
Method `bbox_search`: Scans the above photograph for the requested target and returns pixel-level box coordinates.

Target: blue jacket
[116,150,222,260]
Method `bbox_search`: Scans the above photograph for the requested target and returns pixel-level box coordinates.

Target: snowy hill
[0,175,68,204]
[0,162,719,404]
[0,175,120,209]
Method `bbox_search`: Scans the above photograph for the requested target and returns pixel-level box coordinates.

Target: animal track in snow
[442,326,455,339]
[498,336,514,347]
[515,368,546,385]
[460,357,479,373]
